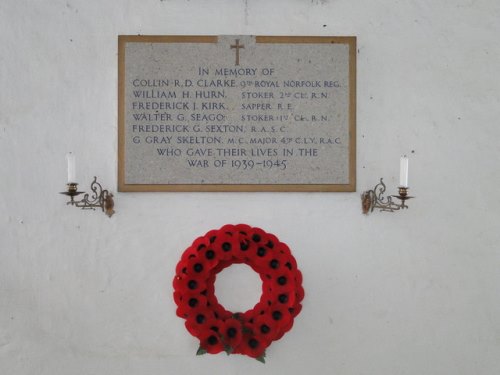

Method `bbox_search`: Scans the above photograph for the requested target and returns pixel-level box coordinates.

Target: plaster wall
[1,1,499,374]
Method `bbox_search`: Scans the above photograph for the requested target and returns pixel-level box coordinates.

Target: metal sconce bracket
[60,177,115,217]
[361,178,413,214]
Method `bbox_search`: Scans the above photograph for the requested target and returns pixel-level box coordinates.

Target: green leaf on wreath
[196,346,207,356]
[256,351,266,364]
[256,355,266,364]
[232,313,242,321]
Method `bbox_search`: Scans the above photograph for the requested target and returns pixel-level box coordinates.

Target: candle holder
[361,178,413,214]
[60,177,115,217]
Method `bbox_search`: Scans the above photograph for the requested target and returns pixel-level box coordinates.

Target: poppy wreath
[173,224,304,363]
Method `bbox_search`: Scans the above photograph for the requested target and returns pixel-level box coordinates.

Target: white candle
[399,155,409,187]
[66,152,76,183]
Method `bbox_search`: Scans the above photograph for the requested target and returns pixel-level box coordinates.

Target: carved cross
[230,39,245,66]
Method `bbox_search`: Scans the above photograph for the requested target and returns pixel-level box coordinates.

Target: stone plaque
[118,35,356,192]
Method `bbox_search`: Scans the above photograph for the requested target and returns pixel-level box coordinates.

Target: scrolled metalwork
[361,178,412,214]
[60,177,115,217]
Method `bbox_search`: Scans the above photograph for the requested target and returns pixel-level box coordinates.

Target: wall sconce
[60,153,115,217]
[361,156,414,214]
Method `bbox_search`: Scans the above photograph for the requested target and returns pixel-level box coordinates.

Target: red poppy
[235,333,270,358]
[252,313,279,341]
[232,235,257,261]
[175,258,189,276]
[180,246,199,264]
[269,289,296,308]
[289,303,302,318]
[275,241,292,258]
[262,252,287,273]
[295,285,305,304]
[209,299,233,320]
[258,286,273,303]
[234,223,252,235]
[185,308,217,337]
[174,274,207,295]
[191,236,211,253]
[199,330,225,354]
[204,229,220,244]
[248,227,268,246]
[263,232,279,249]
[264,276,295,300]
[268,304,292,331]
[210,259,231,275]
[293,269,303,285]
[251,243,275,269]
[176,293,208,318]
[213,233,239,261]
[242,301,267,322]
[270,267,295,290]
[219,318,243,349]
[185,255,211,279]
[219,223,237,235]
[195,246,220,270]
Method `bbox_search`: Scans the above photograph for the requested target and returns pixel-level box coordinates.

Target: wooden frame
[118,35,356,192]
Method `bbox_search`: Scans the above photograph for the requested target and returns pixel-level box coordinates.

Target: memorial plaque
[118,35,356,192]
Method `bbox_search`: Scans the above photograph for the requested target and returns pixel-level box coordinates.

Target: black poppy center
[272,311,282,320]
[248,338,259,349]
[277,276,287,285]
[269,259,279,269]
[188,298,198,307]
[188,280,198,289]
[205,250,215,260]
[193,263,203,272]
[222,242,232,252]
[240,241,249,251]
[278,294,288,303]
[252,234,261,242]
[257,247,266,257]
[196,314,206,324]
[207,335,218,345]
[260,324,270,334]
[227,327,237,338]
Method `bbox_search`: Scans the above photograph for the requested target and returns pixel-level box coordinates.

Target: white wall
[1,1,500,374]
